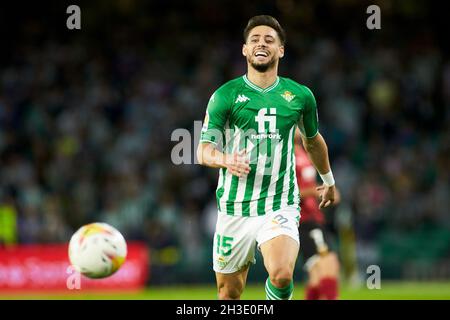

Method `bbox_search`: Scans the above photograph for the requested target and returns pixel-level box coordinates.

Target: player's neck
[246,66,278,89]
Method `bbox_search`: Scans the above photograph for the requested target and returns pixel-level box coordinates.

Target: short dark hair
[243,15,286,45]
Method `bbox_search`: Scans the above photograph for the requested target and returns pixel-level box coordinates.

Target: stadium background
[0,0,449,298]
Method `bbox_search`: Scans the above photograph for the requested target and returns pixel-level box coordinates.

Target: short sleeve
[200,89,231,145]
[298,86,319,139]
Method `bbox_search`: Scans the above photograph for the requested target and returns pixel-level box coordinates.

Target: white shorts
[213,206,300,274]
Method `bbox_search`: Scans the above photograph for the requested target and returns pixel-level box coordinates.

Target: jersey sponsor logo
[281,91,295,102]
[253,108,281,140]
[255,108,276,133]
[235,94,250,103]
[250,108,281,140]
[250,132,281,140]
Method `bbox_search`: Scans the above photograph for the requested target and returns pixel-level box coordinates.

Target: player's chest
[229,90,304,131]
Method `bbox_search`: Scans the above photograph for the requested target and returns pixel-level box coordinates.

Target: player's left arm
[298,86,337,208]
[302,134,336,208]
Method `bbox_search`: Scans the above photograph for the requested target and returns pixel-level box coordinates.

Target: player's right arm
[197,144,250,177]
[197,89,251,178]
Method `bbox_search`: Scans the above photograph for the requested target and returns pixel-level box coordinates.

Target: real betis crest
[281,91,295,102]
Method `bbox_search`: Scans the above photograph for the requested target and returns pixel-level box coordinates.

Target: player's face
[243,25,285,72]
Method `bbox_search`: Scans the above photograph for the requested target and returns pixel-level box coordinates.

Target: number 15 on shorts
[216,234,234,256]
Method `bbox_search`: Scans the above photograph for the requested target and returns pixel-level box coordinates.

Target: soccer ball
[68,222,127,279]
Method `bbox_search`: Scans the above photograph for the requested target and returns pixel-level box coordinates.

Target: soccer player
[295,129,341,300]
[197,15,336,300]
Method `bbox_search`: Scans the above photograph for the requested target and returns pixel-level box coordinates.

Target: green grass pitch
[1,281,450,300]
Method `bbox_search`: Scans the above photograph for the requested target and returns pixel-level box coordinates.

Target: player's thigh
[257,207,300,277]
[213,213,259,274]
[215,264,250,299]
[260,235,299,277]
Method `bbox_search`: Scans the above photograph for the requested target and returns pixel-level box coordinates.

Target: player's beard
[249,56,277,73]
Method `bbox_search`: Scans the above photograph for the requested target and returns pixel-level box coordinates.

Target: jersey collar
[243,74,280,93]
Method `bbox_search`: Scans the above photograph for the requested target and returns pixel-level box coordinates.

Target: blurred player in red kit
[295,129,341,300]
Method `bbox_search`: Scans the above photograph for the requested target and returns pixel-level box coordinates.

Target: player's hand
[317,184,337,209]
[317,185,341,206]
[225,149,251,178]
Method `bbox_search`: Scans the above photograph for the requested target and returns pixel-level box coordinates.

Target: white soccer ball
[68,222,127,279]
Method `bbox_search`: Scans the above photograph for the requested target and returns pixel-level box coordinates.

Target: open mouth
[254,51,269,57]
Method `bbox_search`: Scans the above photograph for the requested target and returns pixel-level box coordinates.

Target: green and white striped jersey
[200,74,319,216]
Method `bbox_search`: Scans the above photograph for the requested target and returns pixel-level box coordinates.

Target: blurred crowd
[0,1,449,281]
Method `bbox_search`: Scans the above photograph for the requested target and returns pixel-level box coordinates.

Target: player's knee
[269,267,293,288]
[217,284,242,300]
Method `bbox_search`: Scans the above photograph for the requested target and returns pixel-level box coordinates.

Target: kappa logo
[235,94,250,103]
[281,91,295,102]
